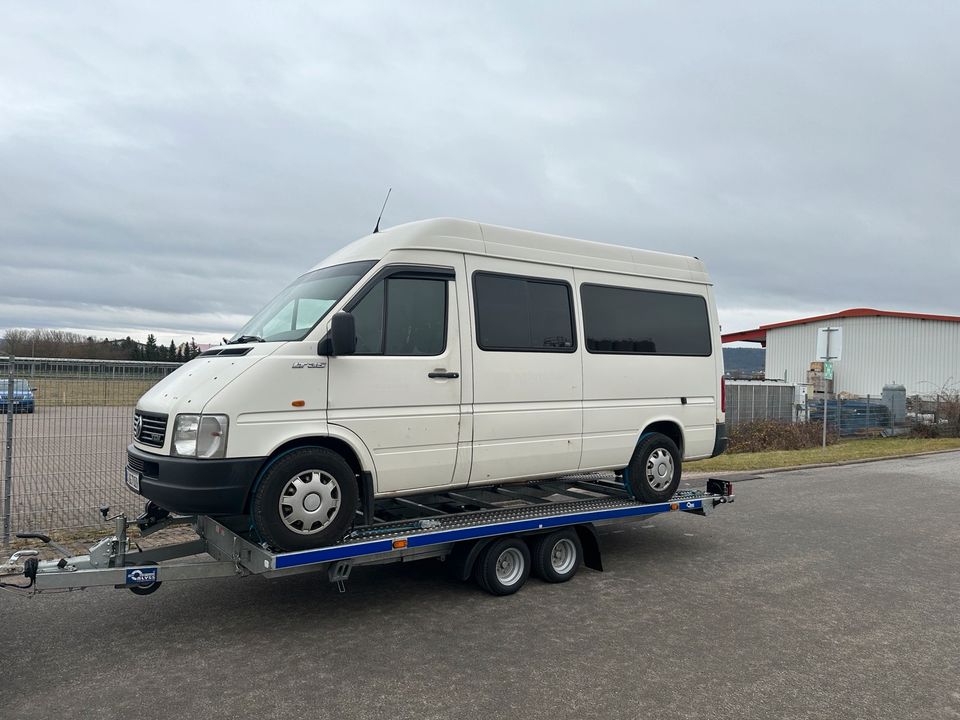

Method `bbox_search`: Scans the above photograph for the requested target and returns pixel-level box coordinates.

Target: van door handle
[428,371,459,379]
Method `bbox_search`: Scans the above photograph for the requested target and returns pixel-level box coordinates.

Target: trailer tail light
[720,377,726,413]
[392,539,408,549]
[707,478,734,497]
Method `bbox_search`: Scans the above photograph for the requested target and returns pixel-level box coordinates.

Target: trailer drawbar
[0,473,734,597]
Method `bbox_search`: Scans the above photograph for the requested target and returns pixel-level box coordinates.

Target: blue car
[0,379,36,413]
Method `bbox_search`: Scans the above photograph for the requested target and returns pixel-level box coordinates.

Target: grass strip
[687,437,960,472]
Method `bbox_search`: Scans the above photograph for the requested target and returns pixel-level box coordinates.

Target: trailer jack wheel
[126,562,161,596]
[474,537,530,596]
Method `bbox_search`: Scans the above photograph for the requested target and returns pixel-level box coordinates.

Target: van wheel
[474,537,531,596]
[625,432,681,503]
[251,448,358,551]
[531,529,581,583]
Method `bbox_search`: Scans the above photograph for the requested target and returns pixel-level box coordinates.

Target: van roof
[313,218,710,284]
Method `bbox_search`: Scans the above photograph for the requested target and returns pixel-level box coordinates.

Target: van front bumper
[126,444,263,515]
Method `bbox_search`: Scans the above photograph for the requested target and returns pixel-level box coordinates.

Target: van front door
[326,263,463,494]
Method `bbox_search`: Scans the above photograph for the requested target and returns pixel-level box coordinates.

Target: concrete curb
[686,447,960,479]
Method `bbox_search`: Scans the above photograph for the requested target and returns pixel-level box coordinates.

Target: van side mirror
[329,311,356,356]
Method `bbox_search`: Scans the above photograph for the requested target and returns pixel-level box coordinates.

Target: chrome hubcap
[550,538,577,575]
[495,548,525,586]
[278,469,341,534]
[645,448,675,491]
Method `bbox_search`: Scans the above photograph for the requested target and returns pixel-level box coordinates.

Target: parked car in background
[0,379,36,413]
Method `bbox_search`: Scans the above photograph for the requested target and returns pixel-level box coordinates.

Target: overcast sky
[2,2,957,346]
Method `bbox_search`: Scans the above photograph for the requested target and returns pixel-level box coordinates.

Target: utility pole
[819,329,841,449]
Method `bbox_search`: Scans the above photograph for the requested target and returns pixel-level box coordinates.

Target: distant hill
[723,347,765,377]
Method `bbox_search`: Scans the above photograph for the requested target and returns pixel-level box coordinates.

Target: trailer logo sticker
[126,567,159,585]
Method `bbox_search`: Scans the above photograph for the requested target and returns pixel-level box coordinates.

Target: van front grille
[135,411,167,448]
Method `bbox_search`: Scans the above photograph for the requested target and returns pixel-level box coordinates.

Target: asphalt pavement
[2,453,959,720]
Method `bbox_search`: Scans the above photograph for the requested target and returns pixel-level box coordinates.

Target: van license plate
[125,467,141,493]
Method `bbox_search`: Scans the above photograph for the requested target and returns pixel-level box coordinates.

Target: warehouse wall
[764,316,960,396]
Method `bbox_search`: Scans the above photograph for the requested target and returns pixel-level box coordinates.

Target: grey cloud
[1,1,958,344]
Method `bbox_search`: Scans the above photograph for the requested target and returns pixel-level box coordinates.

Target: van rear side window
[580,284,712,356]
[474,272,576,352]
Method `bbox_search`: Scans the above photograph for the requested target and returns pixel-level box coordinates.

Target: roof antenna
[373,187,392,234]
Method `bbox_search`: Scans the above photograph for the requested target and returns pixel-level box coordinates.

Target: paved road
[2,454,959,720]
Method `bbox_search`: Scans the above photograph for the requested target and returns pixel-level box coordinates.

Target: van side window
[474,272,576,352]
[580,284,711,356]
[351,278,447,356]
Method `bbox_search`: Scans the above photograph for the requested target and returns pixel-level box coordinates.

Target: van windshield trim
[230,260,377,344]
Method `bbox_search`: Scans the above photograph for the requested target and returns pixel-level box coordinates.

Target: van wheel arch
[246,436,367,514]
[638,420,684,457]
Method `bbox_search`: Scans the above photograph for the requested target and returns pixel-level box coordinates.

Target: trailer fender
[449,539,494,582]
[575,525,603,572]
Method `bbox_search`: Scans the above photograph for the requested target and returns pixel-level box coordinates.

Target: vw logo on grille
[133,413,142,440]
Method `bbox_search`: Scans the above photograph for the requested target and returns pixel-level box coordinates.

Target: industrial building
[722,308,960,397]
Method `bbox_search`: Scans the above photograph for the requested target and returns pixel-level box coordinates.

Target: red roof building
[722,308,960,396]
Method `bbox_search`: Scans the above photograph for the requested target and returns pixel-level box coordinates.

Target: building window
[580,284,711,356]
[473,272,576,352]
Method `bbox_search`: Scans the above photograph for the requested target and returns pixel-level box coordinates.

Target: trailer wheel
[625,432,682,503]
[531,530,582,583]
[251,448,358,551]
[474,537,530,596]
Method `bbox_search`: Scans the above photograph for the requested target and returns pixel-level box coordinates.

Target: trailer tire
[531,529,582,583]
[251,447,358,551]
[474,537,530,596]
[625,432,682,503]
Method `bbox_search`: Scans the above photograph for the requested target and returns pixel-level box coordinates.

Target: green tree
[145,333,158,361]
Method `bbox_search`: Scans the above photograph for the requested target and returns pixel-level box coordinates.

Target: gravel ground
[1,453,958,719]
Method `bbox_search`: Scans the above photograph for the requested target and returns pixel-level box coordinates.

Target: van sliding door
[465,257,582,485]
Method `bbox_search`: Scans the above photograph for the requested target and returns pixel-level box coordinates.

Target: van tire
[251,448,359,551]
[625,432,682,503]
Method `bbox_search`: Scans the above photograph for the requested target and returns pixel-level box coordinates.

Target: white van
[127,219,727,550]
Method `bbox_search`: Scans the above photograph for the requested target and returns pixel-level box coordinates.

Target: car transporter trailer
[1,474,734,597]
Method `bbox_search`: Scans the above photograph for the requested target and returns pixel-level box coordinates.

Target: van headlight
[172,414,229,459]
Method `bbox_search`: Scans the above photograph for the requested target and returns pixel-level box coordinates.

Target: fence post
[3,354,14,544]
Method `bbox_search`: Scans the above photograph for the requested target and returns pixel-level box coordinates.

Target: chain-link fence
[805,395,897,436]
[724,380,935,436]
[1,356,178,546]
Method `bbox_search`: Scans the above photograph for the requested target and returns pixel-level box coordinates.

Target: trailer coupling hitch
[0,549,41,589]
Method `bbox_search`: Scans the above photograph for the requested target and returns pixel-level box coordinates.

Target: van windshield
[230,261,376,343]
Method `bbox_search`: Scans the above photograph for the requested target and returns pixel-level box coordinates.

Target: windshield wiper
[227,335,265,345]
